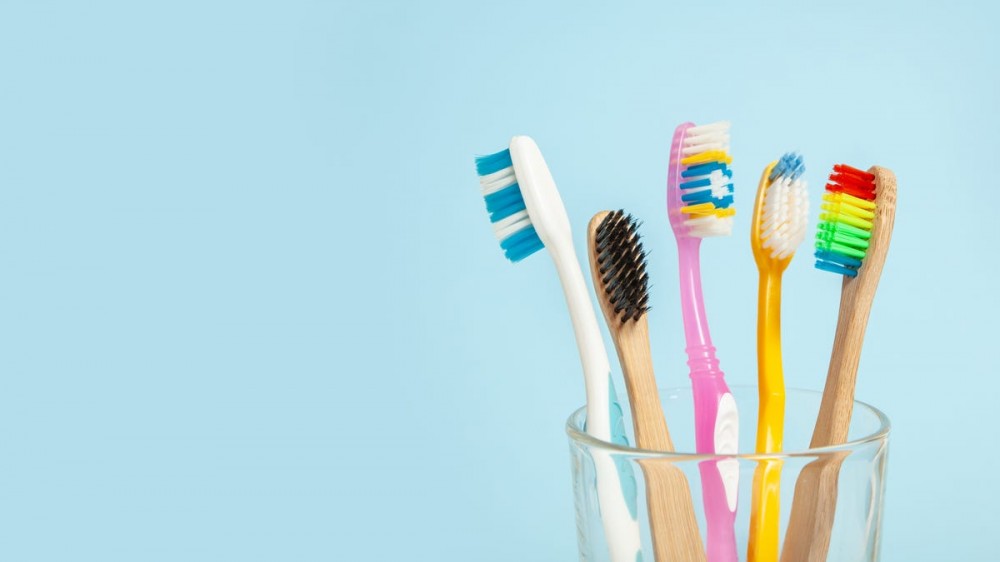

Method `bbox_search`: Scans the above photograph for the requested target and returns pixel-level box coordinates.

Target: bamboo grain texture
[588,211,706,562]
[780,167,897,562]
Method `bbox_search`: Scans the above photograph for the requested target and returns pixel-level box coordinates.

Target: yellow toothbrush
[748,154,808,561]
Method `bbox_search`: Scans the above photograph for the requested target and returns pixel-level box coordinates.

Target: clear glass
[566,386,890,562]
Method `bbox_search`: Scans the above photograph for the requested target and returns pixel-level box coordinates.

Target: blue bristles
[815,260,859,277]
[769,152,805,182]
[814,249,862,277]
[500,225,545,262]
[483,183,526,222]
[679,161,733,211]
[680,177,712,190]
[475,149,513,176]
[713,193,734,209]
[682,161,729,178]
[475,148,545,262]
[681,189,715,205]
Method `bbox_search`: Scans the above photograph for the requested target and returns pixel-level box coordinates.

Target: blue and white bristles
[769,152,805,183]
[475,148,544,262]
[759,152,809,260]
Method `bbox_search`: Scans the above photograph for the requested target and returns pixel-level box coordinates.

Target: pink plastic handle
[679,238,738,562]
[668,123,738,562]
[699,460,738,562]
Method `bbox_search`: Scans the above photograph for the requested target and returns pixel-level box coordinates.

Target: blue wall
[0,1,992,560]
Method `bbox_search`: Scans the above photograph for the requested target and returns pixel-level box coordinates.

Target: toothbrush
[665,121,739,562]
[474,137,642,562]
[781,165,897,562]
[587,210,706,562]
[747,153,809,562]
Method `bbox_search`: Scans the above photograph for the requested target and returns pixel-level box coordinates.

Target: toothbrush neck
[547,238,613,437]
[677,236,720,376]
[757,270,784,393]
[759,270,783,333]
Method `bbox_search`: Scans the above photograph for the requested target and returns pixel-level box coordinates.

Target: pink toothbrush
[666,121,739,562]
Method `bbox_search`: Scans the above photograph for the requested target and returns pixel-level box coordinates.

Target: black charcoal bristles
[595,210,651,324]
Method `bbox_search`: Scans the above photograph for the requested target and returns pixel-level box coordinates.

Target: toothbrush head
[751,152,809,269]
[474,136,570,262]
[475,146,544,262]
[814,165,877,277]
[666,121,735,239]
[591,210,650,324]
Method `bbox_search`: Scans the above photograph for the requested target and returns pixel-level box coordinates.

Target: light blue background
[0,1,993,560]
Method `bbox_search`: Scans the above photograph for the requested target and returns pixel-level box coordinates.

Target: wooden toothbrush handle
[779,452,848,562]
[811,278,875,448]
[615,320,706,562]
[780,281,873,562]
[640,459,707,562]
[781,166,896,561]
[812,166,896,448]
[613,320,673,452]
[586,210,706,561]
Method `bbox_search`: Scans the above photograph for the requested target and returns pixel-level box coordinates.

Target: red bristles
[825,164,876,200]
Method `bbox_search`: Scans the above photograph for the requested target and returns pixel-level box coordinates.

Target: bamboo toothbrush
[588,210,706,562]
[747,153,809,562]
[474,137,642,562]
[781,165,896,562]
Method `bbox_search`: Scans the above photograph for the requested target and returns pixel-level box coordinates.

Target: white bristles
[682,121,731,155]
[682,140,729,155]
[759,175,809,259]
[684,215,734,237]
[492,210,531,240]
[478,165,517,196]
[709,170,730,198]
[687,121,731,135]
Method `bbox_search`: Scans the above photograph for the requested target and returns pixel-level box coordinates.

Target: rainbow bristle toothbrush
[781,165,897,562]
[747,153,809,562]
[813,165,880,277]
[474,136,642,562]
[666,121,738,562]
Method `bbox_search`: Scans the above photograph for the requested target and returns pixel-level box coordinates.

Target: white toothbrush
[475,136,642,562]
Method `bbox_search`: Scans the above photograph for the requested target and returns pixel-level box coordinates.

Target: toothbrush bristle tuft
[768,152,805,183]
[814,164,877,277]
[759,152,809,260]
[475,148,544,262]
[595,210,650,323]
[676,121,735,237]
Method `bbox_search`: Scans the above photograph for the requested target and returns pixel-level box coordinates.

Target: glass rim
[564,385,891,460]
